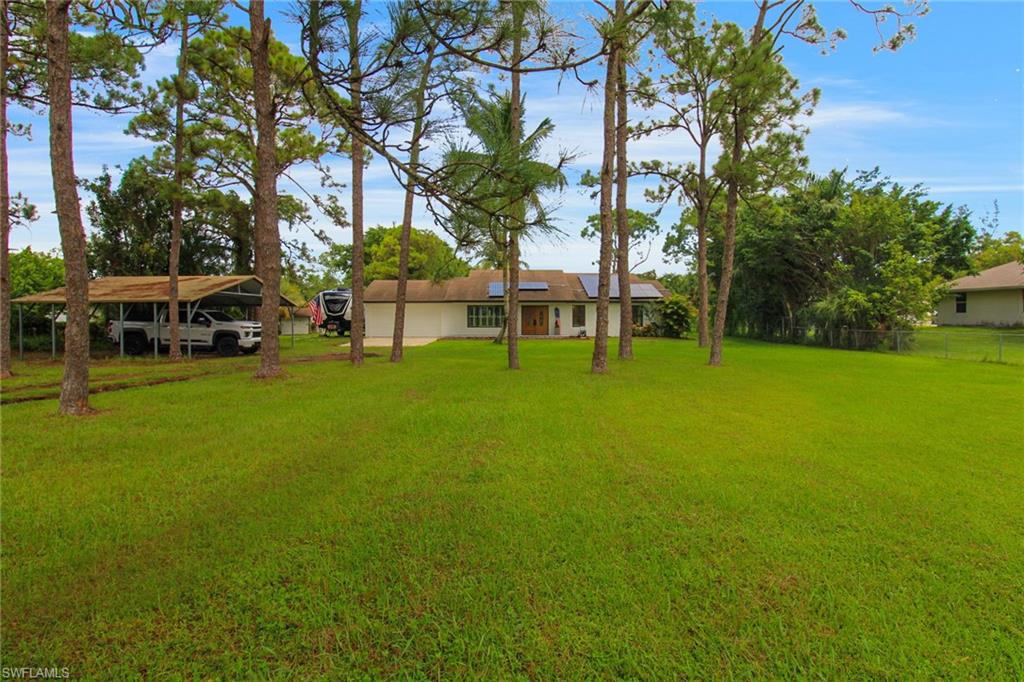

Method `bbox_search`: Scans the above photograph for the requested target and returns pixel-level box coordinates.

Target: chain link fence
[762,324,1024,365]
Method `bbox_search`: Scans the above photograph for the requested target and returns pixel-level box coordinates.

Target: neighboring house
[281,306,312,335]
[935,261,1024,327]
[363,269,668,338]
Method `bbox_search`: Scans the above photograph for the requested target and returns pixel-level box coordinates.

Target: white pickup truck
[107,306,262,357]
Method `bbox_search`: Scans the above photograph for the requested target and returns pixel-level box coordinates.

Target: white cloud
[73,130,157,151]
[804,103,911,127]
[804,76,868,91]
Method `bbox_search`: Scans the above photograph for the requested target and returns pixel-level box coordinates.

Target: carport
[12,275,301,359]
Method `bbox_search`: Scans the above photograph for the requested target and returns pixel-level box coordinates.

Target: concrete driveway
[361,336,438,348]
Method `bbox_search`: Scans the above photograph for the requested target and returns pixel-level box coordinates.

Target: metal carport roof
[12,275,301,307]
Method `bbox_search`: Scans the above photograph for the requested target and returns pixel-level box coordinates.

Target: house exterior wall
[364,302,446,337]
[441,303,501,336]
[364,301,629,337]
[561,302,619,337]
[575,303,622,337]
[278,317,312,335]
[935,289,1024,327]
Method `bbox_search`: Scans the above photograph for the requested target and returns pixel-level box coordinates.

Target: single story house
[935,261,1024,327]
[363,269,669,338]
[281,305,313,335]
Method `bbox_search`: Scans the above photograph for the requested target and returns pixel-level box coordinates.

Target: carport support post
[119,303,124,358]
[186,300,192,359]
[18,304,23,360]
[50,304,56,360]
[290,306,295,348]
[153,302,158,359]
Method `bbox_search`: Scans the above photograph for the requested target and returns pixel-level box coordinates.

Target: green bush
[653,294,696,338]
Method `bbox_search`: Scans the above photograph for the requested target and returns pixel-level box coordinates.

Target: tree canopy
[719,169,976,337]
[10,246,63,299]
[972,230,1024,270]
[582,209,661,271]
[292,225,469,297]
[82,158,315,277]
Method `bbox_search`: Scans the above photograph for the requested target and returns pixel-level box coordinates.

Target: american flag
[308,296,325,326]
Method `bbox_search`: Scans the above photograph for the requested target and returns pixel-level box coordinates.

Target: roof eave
[950,285,1024,293]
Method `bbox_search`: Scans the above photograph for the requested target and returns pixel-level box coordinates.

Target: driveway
[360,337,438,348]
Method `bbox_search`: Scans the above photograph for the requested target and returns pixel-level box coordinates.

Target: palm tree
[443,92,565,354]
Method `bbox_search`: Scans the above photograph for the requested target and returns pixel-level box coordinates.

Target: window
[322,293,349,315]
[632,304,649,326]
[955,293,967,314]
[176,308,221,323]
[572,304,586,327]
[467,305,505,328]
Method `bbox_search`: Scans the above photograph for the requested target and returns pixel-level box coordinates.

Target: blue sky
[8,1,1023,275]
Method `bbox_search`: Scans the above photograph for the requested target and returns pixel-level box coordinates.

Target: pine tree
[250,0,282,378]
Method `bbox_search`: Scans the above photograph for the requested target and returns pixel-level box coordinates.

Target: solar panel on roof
[577,275,662,299]
[630,283,662,298]
[578,274,600,298]
[488,281,549,297]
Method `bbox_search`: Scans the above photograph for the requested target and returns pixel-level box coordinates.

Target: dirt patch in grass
[2,372,164,394]
[289,352,381,363]
[2,375,199,405]
[1,351,382,404]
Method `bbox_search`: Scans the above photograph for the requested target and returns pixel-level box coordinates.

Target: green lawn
[2,338,1022,678]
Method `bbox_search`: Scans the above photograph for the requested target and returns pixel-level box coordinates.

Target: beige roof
[365,269,669,303]
[12,275,301,307]
[950,261,1024,292]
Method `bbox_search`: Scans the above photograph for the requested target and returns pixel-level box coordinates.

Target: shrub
[653,294,696,338]
[632,323,659,337]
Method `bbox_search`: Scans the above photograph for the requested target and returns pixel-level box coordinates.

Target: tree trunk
[167,11,189,362]
[696,141,710,347]
[391,49,434,363]
[0,0,11,378]
[391,173,414,362]
[615,51,632,360]
[47,1,90,414]
[591,25,619,374]
[347,0,365,366]
[507,232,520,368]
[696,202,710,347]
[250,1,281,378]
[708,114,741,366]
[708,4,767,366]
[232,228,253,274]
[505,1,524,370]
[495,244,508,344]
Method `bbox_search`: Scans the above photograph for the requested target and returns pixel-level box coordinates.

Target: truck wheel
[123,333,147,356]
[216,335,239,357]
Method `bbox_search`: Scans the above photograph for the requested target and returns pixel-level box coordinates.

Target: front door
[522,306,548,335]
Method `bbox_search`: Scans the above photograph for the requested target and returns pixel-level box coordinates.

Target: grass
[924,325,1024,333]
[2,337,1022,678]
